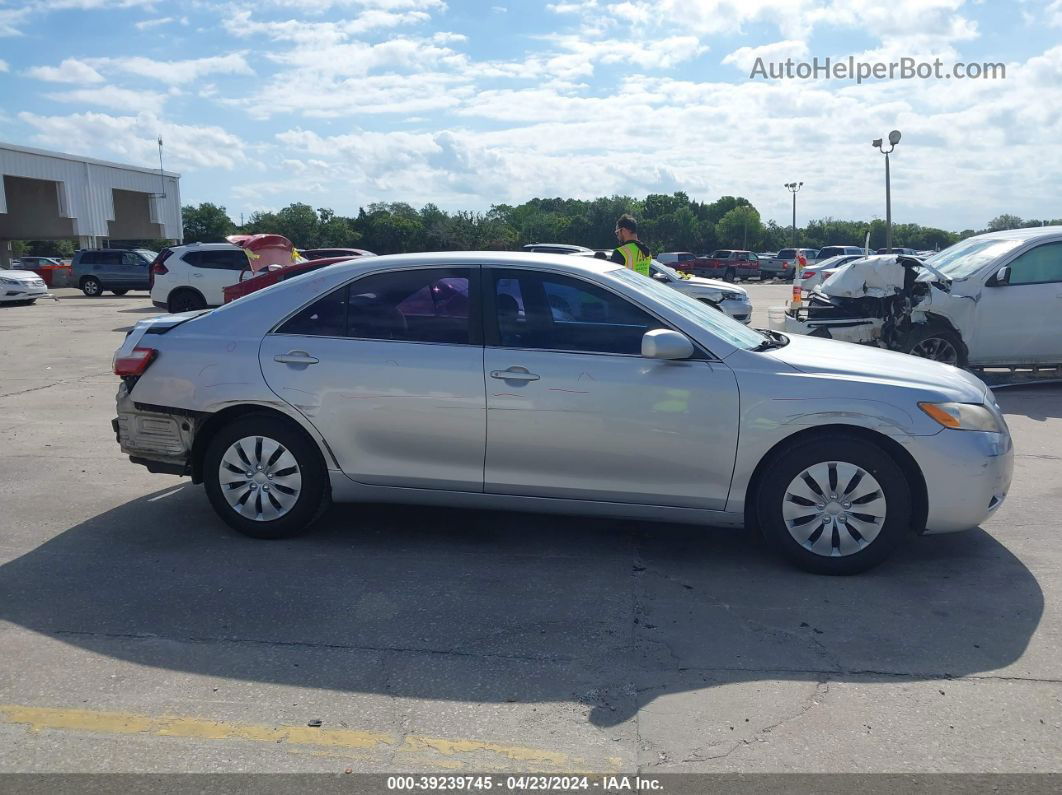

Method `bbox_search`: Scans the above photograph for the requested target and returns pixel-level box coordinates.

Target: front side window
[490,270,665,355]
[1005,242,1062,285]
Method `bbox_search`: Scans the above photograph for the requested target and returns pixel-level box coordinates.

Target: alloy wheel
[218,435,302,522]
[910,336,959,365]
[781,461,887,557]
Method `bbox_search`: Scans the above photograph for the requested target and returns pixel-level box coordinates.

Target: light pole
[872,130,901,252]
[784,182,803,247]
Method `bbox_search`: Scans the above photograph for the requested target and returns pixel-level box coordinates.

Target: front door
[483,268,740,510]
[260,266,486,491]
[968,241,1062,365]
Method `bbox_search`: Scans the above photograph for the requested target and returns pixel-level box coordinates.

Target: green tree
[182,203,235,243]
[715,205,763,249]
[986,214,1024,232]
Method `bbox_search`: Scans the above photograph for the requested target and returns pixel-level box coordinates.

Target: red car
[222,256,353,304]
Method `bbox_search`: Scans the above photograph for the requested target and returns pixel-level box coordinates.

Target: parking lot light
[873,131,902,252]
[784,182,803,247]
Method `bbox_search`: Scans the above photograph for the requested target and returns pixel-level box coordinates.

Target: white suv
[150,244,250,313]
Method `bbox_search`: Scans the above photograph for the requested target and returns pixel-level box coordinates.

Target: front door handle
[490,367,540,382]
[274,351,319,365]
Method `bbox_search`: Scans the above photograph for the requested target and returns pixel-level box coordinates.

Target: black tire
[203,414,331,540]
[756,434,911,575]
[167,289,207,314]
[724,267,736,282]
[80,277,103,297]
[111,289,129,296]
[904,325,968,368]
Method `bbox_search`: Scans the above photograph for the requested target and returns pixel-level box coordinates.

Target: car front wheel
[203,414,331,540]
[756,435,911,575]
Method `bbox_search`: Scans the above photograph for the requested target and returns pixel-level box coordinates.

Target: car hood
[679,276,748,295]
[765,333,987,402]
[0,270,45,283]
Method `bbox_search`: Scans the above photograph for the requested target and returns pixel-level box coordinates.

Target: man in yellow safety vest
[610,214,653,276]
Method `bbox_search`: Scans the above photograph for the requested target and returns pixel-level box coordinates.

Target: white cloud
[46,85,167,113]
[1047,0,1062,25]
[18,111,251,171]
[0,7,32,37]
[0,58,7,72]
[25,58,105,83]
[90,54,255,85]
[723,40,810,72]
[134,16,175,30]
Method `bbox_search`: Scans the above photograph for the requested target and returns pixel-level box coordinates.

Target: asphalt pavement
[0,286,1060,774]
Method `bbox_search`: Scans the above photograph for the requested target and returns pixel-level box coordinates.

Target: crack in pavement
[675,680,831,765]
[51,628,576,665]
[0,371,112,400]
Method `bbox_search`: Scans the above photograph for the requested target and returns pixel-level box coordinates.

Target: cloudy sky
[1,0,1059,231]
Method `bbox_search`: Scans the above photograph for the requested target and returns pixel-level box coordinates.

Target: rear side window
[277,268,475,344]
[192,249,248,270]
[279,286,349,338]
[350,268,472,344]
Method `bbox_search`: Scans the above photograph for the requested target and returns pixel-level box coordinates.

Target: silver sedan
[112,252,1013,574]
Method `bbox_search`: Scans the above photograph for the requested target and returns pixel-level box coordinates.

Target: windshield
[923,238,1024,279]
[610,268,765,351]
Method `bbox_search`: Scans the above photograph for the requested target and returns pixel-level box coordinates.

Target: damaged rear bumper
[113,382,196,476]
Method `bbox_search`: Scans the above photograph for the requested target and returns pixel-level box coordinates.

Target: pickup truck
[689,250,760,281]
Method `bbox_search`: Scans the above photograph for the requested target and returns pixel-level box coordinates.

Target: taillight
[114,346,158,377]
[801,271,816,280]
[151,262,168,275]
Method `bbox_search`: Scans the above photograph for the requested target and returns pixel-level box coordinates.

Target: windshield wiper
[751,329,789,351]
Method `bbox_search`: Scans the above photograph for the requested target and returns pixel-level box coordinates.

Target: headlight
[919,402,1002,433]
[719,291,744,301]
[0,277,20,286]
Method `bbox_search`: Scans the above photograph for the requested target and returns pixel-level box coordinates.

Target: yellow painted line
[402,735,570,766]
[0,704,391,750]
[0,703,609,770]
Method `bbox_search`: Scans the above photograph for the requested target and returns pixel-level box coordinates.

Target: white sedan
[0,270,50,305]
[649,261,753,324]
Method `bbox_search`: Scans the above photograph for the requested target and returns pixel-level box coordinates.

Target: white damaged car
[771,227,1062,368]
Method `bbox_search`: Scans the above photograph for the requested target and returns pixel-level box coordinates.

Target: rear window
[776,249,796,259]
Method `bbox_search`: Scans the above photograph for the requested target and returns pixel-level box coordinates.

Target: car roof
[172,242,241,250]
[971,225,1062,243]
[316,250,622,276]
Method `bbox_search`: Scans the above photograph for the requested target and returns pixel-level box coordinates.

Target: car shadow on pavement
[995,384,1062,422]
[0,485,1043,728]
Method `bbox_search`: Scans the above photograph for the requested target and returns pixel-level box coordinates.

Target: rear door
[259,266,487,490]
[189,249,250,305]
[97,251,123,286]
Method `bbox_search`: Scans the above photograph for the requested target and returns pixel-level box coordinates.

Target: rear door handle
[274,351,319,365]
[490,367,540,382]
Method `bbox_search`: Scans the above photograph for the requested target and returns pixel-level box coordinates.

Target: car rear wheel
[167,289,206,314]
[756,435,911,575]
[80,277,102,297]
[203,415,331,540]
[905,326,968,368]
[111,289,128,296]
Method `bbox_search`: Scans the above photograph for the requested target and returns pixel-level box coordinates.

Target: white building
[0,141,182,267]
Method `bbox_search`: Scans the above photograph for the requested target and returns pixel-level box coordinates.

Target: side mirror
[989,265,1010,286]
[652,272,668,282]
[642,329,694,360]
